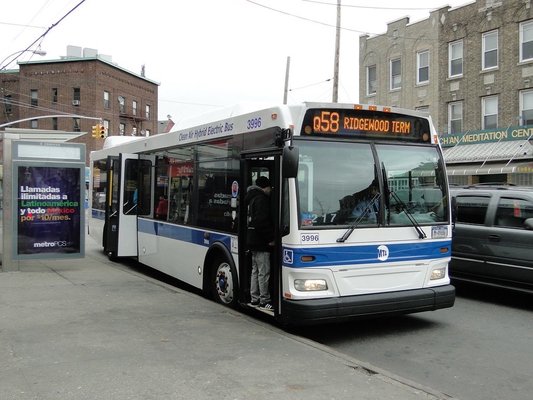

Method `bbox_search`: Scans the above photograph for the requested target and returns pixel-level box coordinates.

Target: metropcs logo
[377,245,389,261]
[33,240,69,248]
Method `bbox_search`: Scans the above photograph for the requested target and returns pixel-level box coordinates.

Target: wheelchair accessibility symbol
[283,249,294,264]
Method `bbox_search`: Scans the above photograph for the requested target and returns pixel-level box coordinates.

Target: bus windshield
[297,140,448,228]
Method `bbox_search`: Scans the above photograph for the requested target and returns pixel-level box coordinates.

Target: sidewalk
[0,235,454,400]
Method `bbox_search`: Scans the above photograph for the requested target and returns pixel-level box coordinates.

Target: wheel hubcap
[215,263,233,304]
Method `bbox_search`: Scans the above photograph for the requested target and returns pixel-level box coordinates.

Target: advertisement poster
[16,165,82,257]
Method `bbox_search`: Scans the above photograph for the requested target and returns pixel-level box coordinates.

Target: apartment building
[1,47,159,162]
[359,0,533,185]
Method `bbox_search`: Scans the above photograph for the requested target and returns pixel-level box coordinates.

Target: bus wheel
[212,258,238,308]
[107,251,117,262]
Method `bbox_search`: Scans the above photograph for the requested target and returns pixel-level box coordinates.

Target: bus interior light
[294,279,327,291]
[430,267,446,280]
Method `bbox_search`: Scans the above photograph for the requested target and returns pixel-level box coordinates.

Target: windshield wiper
[381,162,426,239]
[337,192,381,243]
[389,191,427,239]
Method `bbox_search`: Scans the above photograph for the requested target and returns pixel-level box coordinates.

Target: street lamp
[0,48,47,71]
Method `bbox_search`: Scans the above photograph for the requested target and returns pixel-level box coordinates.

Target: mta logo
[377,245,389,261]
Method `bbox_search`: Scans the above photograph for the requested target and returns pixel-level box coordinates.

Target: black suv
[450,184,533,293]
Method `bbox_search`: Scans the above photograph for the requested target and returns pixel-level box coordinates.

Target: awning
[446,161,533,176]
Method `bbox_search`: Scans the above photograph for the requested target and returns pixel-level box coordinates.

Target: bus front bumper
[280,285,455,326]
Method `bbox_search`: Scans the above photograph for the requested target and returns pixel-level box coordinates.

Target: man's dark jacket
[245,185,274,251]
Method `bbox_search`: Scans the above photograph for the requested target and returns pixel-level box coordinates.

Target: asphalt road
[295,284,533,400]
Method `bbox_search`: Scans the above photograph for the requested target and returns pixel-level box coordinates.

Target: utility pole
[283,56,291,104]
[332,0,341,103]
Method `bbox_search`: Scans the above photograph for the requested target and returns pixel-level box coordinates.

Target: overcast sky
[2,0,468,123]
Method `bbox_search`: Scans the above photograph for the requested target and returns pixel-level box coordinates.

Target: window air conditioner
[72,100,80,106]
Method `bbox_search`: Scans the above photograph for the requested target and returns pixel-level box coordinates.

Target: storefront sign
[440,125,533,147]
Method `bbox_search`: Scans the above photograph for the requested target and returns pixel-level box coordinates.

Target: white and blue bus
[89,102,455,325]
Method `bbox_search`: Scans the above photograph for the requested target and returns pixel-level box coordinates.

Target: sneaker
[249,300,260,307]
[259,303,273,311]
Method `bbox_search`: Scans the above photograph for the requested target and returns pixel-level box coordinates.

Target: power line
[245,0,369,34]
[1,0,86,70]
[159,98,222,108]
[0,21,47,29]
[302,0,437,11]
[289,78,332,91]
[245,0,440,41]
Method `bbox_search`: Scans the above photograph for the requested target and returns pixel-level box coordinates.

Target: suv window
[455,195,490,224]
[495,197,533,228]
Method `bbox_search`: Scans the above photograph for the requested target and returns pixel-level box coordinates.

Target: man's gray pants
[250,251,271,304]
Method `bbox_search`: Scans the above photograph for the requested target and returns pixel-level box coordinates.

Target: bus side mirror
[282,146,299,178]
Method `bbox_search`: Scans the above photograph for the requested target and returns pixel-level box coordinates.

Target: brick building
[359,0,533,186]
[1,47,159,163]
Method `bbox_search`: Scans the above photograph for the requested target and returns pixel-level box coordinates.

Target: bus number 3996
[247,117,262,130]
[301,233,319,243]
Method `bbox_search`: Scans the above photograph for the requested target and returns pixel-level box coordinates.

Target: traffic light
[91,124,99,138]
[99,124,106,138]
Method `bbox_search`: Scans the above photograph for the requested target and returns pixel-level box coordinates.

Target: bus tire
[211,257,238,308]
[107,251,118,262]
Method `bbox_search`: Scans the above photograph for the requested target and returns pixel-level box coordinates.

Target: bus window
[196,159,239,232]
[376,144,448,224]
[123,159,151,216]
[92,160,107,210]
[297,141,375,227]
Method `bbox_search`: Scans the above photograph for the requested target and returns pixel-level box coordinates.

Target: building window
[119,123,125,135]
[482,30,498,70]
[52,117,58,130]
[367,65,377,95]
[482,96,498,129]
[520,89,533,125]
[520,20,533,62]
[145,104,151,120]
[448,101,463,134]
[30,89,38,107]
[73,87,80,101]
[118,96,126,113]
[4,94,12,114]
[416,50,429,84]
[73,118,81,132]
[132,100,137,116]
[103,120,110,135]
[145,129,151,137]
[52,88,58,103]
[132,127,138,136]
[390,58,401,90]
[449,40,463,77]
[104,91,110,109]
[31,119,38,129]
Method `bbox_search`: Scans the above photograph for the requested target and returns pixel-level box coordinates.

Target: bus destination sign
[302,109,430,142]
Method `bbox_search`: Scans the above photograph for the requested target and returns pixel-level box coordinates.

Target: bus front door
[239,154,281,313]
[104,153,139,259]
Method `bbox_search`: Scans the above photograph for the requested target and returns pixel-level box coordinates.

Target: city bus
[88,102,455,325]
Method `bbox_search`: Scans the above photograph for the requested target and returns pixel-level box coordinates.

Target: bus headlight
[294,279,328,291]
[430,267,446,280]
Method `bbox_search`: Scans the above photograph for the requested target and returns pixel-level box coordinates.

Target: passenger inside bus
[155,196,169,220]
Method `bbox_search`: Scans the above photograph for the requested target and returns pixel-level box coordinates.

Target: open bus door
[103,153,148,259]
[238,151,281,315]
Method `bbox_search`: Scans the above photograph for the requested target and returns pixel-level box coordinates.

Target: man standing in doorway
[246,176,274,311]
